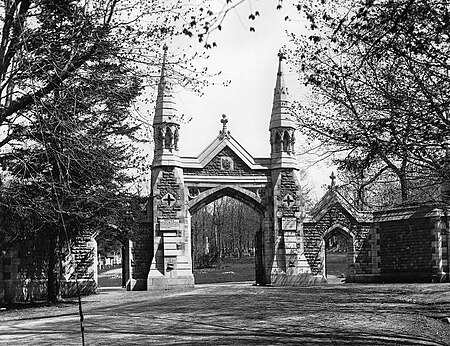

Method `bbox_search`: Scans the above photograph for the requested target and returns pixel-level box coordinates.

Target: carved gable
[184,146,265,176]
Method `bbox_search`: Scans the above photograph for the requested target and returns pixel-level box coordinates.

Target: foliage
[0,0,226,301]
[291,0,450,207]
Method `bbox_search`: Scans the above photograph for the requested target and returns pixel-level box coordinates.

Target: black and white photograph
[0,0,449,345]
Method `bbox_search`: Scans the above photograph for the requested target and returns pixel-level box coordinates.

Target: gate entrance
[191,196,262,284]
[324,227,354,282]
[129,49,313,290]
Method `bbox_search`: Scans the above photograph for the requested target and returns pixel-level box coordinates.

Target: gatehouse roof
[305,189,373,223]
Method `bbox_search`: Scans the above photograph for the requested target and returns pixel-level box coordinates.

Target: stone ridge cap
[373,204,450,221]
[374,203,450,213]
[179,134,271,170]
[307,189,373,223]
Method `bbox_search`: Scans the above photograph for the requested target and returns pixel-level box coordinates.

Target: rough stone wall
[184,147,267,177]
[129,222,153,290]
[353,225,374,278]
[155,169,183,222]
[302,202,449,283]
[374,211,438,282]
[303,204,372,277]
[69,235,96,280]
[0,233,97,304]
[276,170,301,217]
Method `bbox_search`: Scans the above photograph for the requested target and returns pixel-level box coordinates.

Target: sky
[147,1,332,198]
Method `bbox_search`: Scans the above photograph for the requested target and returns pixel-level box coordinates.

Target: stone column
[147,167,194,289]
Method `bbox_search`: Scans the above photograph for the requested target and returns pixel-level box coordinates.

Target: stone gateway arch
[130,49,313,290]
[1,49,448,303]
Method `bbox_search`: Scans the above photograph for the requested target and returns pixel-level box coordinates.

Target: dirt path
[0,282,449,345]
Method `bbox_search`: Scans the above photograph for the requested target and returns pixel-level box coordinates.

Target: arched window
[173,128,179,151]
[274,131,282,152]
[165,127,173,150]
[282,131,290,152]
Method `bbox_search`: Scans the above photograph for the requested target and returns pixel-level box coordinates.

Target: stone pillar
[260,216,274,284]
[370,224,381,282]
[346,236,356,279]
[123,240,134,289]
[147,167,194,289]
[269,169,310,285]
[432,218,447,282]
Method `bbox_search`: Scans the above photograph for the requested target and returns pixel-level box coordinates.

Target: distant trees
[292,0,450,207]
[192,197,261,268]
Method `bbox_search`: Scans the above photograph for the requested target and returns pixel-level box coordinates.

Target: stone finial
[221,114,228,132]
[329,171,336,191]
[278,48,286,61]
[160,44,168,79]
[218,114,231,140]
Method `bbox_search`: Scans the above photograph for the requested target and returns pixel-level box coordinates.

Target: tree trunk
[399,173,408,203]
[47,231,61,303]
[47,232,57,302]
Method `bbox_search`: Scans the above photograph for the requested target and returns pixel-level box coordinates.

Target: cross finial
[218,114,231,140]
[330,171,336,191]
[221,114,228,131]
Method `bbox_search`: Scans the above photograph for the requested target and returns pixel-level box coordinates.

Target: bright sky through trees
[149,1,331,196]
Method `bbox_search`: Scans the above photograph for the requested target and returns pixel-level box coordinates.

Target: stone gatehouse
[1,49,449,303]
[303,189,449,283]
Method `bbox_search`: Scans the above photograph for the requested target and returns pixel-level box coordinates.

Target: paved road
[0,282,449,345]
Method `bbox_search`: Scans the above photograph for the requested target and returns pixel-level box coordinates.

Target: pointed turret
[269,50,295,131]
[152,45,181,167]
[269,50,297,169]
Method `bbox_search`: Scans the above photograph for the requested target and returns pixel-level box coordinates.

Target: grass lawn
[97,257,256,287]
[194,256,255,284]
[98,254,349,286]
[325,251,348,277]
[98,265,122,287]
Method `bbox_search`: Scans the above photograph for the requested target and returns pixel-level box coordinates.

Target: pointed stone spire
[152,45,181,167]
[154,44,178,126]
[269,49,295,131]
[269,49,297,169]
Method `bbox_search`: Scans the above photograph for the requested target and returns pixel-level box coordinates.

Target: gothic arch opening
[282,130,290,152]
[188,186,264,284]
[188,185,264,215]
[94,231,131,289]
[273,131,282,153]
[323,226,354,283]
[164,127,173,150]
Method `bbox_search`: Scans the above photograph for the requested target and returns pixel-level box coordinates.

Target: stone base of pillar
[347,274,381,283]
[147,275,194,290]
[129,278,147,291]
[125,278,137,291]
[434,272,448,283]
[271,273,326,286]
